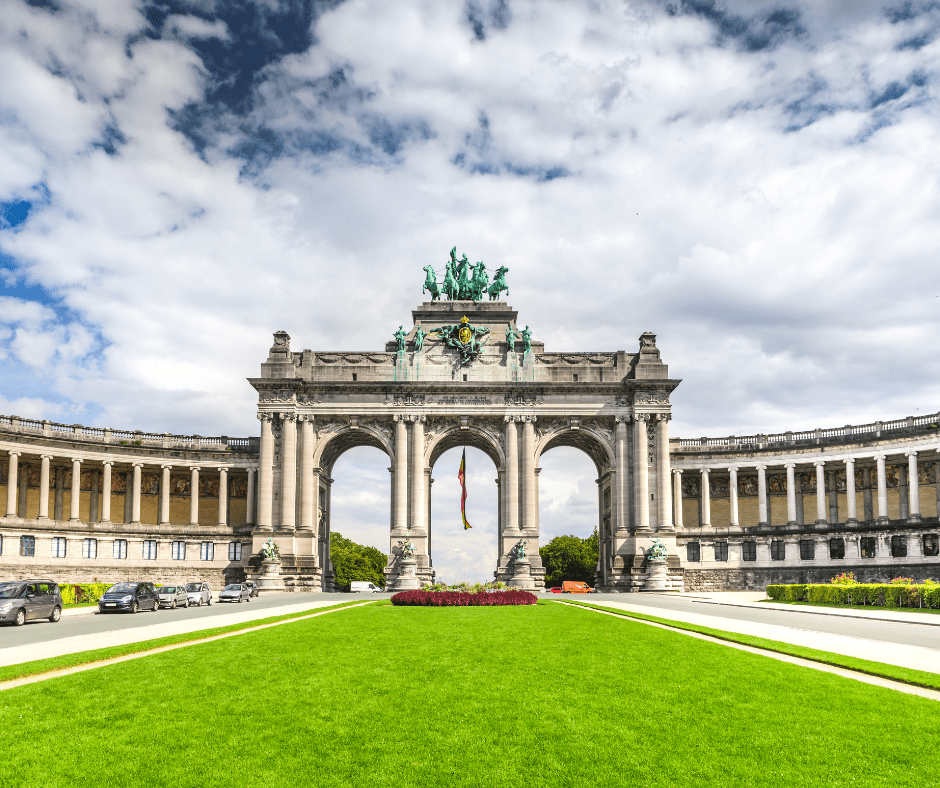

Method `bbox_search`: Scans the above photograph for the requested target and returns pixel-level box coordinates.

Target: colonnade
[2,449,247,528]
[672,449,931,528]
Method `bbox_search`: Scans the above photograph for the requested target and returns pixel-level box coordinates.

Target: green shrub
[765,585,786,600]
[58,583,110,605]
[784,584,807,601]
[923,586,940,609]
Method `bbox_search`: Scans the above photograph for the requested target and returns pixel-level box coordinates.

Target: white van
[350,582,383,593]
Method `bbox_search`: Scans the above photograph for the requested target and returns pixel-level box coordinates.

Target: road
[588,593,940,652]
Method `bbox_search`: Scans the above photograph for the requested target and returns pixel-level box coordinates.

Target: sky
[2,0,940,581]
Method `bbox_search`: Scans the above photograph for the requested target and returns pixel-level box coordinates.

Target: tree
[330,531,387,590]
[539,531,599,587]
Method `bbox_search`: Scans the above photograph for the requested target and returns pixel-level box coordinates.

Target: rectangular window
[829,538,845,560]
[200,542,214,561]
[51,537,67,558]
[923,534,939,557]
[742,541,756,562]
[228,541,242,561]
[799,539,815,561]
[713,542,728,562]
[860,537,876,559]
[142,540,157,560]
[686,542,701,562]
[113,539,127,559]
[891,535,907,558]
[171,541,186,560]
[81,538,97,559]
[20,535,35,557]
[770,540,786,561]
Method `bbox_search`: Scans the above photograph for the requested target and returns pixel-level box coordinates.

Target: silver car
[219,583,251,603]
[157,585,190,609]
[0,580,63,626]
[185,582,212,606]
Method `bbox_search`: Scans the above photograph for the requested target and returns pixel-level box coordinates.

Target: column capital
[873,454,887,461]
[189,465,201,473]
[521,414,537,423]
[394,414,410,423]
[842,456,855,465]
[160,463,173,470]
[615,414,631,424]
[40,454,54,460]
[634,413,649,423]
[812,460,825,467]
[7,450,21,457]
[503,415,522,423]
[784,462,796,469]
[70,457,83,464]
[672,468,683,476]
[905,450,918,457]
[217,466,229,474]
[279,412,297,422]
[132,461,144,468]
[656,413,672,422]
[257,412,274,422]
[700,467,710,475]
[755,464,767,471]
[405,414,426,423]
[728,465,738,473]
[101,459,114,467]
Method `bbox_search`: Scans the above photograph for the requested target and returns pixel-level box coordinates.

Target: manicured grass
[2,603,940,787]
[761,599,940,615]
[0,601,365,684]
[564,599,940,691]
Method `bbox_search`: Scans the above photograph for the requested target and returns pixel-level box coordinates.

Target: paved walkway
[0,598,343,669]
[589,595,940,674]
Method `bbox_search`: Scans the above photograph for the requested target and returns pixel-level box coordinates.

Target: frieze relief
[424,417,451,452]
[229,477,248,499]
[646,420,656,465]
[259,389,295,404]
[80,470,96,491]
[682,477,700,497]
[536,353,615,365]
[919,461,935,485]
[634,391,670,405]
[885,465,900,488]
[315,419,346,441]
[316,353,393,364]
[503,391,544,407]
[142,474,160,495]
[361,419,393,445]
[535,417,568,442]
[580,418,615,453]
[470,418,506,453]
[272,418,282,461]
[738,476,758,497]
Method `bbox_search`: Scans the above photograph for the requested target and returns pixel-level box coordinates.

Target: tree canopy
[539,531,599,588]
[330,532,387,590]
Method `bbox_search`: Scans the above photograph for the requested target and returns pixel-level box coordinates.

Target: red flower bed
[391,590,537,606]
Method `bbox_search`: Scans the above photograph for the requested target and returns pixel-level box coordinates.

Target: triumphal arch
[250,252,682,591]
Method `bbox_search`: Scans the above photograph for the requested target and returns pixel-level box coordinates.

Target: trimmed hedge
[58,583,111,605]
[391,590,538,607]
[767,583,940,609]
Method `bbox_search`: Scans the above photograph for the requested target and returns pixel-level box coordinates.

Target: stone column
[874,455,888,522]
[785,463,796,525]
[614,417,629,533]
[38,454,52,519]
[101,461,113,523]
[756,464,768,526]
[160,465,171,524]
[634,415,650,532]
[246,467,257,526]
[299,417,315,532]
[844,457,857,523]
[190,466,200,526]
[393,416,408,532]
[131,462,142,524]
[814,461,826,524]
[729,466,739,527]
[522,416,537,532]
[54,467,64,521]
[898,465,909,520]
[827,469,839,523]
[657,415,673,531]
[411,416,427,532]
[218,467,228,527]
[699,468,711,527]
[279,414,297,530]
[504,417,520,533]
[5,452,19,517]
[907,451,921,522]
[672,469,683,529]
[257,413,274,530]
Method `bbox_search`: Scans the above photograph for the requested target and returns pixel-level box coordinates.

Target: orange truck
[562,581,593,594]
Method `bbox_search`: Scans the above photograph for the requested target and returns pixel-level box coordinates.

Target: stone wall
[0,564,242,590]
[684,564,940,592]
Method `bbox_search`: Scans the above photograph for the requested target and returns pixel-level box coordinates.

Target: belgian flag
[458,448,471,529]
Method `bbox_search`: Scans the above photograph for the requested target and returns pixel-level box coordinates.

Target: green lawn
[2,602,939,788]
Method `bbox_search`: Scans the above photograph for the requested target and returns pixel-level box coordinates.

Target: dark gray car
[0,580,63,626]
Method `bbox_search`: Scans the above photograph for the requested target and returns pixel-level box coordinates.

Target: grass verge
[760,599,940,615]
[0,600,365,684]
[2,603,940,787]
[562,599,940,691]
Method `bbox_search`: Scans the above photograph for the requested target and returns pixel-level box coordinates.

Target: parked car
[98,582,160,613]
[219,584,251,603]
[157,585,190,609]
[562,581,593,594]
[185,582,213,606]
[243,581,259,597]
[350,581,383,593]
[547,587,563,594]
[0,580,63,626]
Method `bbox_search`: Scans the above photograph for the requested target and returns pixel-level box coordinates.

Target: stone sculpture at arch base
[246,255,684,593]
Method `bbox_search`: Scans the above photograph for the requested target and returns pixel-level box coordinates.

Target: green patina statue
[509,539,528,561]
[423,249,509,302]
[422,265,441,301]
[414,326,428,352]
[488,266,509,300]
[430,315,490,365]
[261,538,280,561]
[647,538,668,561]
[394,325,408,354]
[505,323,518,352]
[521,325,532,357]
